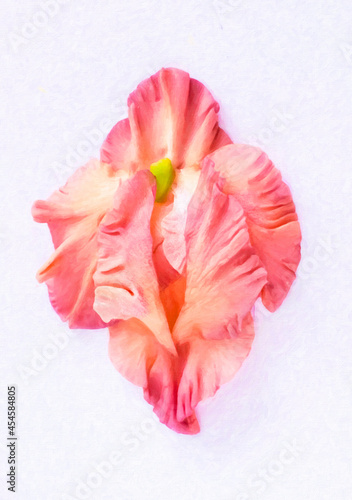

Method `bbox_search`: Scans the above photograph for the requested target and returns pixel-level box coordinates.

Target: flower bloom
[32,68,301,434]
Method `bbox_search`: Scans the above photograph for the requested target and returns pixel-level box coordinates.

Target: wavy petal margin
[172,159,267,421]
[101,68,232,171]
[32,160,126,328]
[93,170,175,354]
[207,144,302,311]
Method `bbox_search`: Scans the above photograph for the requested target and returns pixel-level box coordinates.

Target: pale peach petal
[161,166,200,274]
[32,160,126,328]
[207,144,302,311]
[149,201,182,289]
[93,170,176,354]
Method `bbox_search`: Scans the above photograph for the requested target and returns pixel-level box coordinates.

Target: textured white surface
[1,1,352,499]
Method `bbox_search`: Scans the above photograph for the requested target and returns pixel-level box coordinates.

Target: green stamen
[150,158,175,203]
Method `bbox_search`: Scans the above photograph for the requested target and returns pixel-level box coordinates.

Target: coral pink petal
[207,144,302,311]
[109,319,200,434]
[101,68,232,171]
[31,160,126,328]
[93,170,176,354]
[172,159,267,419]
[100,118,133,171]
[173,158,267,343]
[177,313,255,421]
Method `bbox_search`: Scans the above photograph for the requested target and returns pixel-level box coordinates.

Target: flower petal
[149,202,182,289]
[101,68,232,171]
[173,158,267,343]
[93,170,176,354]
[31,160,125,328]
[109,318,200,434]
[207,144,302,311]
[160,166,201,274]
[171,159,267,420]
[177,313,255,422]
[99,118,133,171]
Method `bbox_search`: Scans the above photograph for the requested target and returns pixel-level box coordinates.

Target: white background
[1,1,352,499]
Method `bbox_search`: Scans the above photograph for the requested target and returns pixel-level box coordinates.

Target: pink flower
[32,68,301,434]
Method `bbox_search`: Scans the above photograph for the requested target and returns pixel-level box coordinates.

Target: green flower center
[150,158,175,203]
